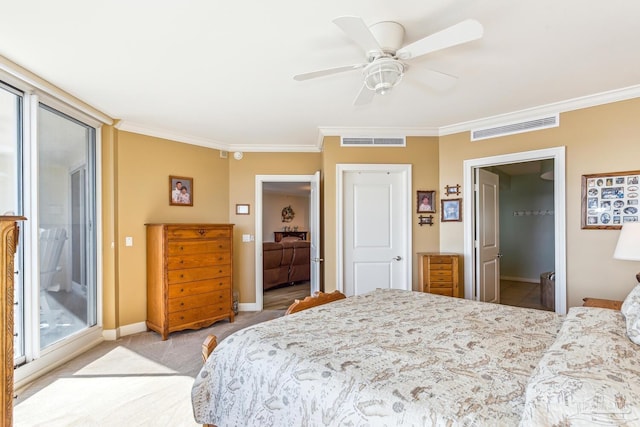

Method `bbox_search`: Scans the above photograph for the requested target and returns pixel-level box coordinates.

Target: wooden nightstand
[582,297,623,310]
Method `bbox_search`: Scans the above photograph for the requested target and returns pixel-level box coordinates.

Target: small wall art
[441,198,462,222]
[169,175,193,206]
[417,190,436,213]
[581,170,640,229]
[444,184,461,196]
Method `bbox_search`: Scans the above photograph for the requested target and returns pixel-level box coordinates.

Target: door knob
[496,253,503,258]
[312,257,324,262]
[393,256,402,261]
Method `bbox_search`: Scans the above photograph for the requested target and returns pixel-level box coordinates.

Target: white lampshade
[614,223,640,261]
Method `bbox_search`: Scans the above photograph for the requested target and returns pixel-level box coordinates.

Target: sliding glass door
[37,104,97,350]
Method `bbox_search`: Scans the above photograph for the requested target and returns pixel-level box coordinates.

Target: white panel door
[343,169,408,296]
[476,168,500,303]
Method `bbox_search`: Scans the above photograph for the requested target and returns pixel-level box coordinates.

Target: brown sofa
[263,240,310,291]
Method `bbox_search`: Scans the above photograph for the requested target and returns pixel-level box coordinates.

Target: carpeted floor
[14,309,285,427]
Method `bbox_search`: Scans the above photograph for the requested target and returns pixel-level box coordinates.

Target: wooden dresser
[418,253,461,298]
[1,216,25,427]
[146,223,234,340]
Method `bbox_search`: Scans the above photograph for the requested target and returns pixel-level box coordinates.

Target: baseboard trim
[501,276,539,284]
[102,321,148,341]
[238,302,260,312]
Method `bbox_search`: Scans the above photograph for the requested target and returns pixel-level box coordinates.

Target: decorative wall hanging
[416,190,436,213]
[281,205,295,222]
[235,204,250,215]
[581,170,640,229]
[418,215,434,226]
[441,199,462,222]
[169,175,193,206]
[444,184,461,196]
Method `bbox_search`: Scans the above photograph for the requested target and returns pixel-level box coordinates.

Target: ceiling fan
[294,16,483,105]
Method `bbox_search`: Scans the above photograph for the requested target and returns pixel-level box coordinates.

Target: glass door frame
[14,92,104,388]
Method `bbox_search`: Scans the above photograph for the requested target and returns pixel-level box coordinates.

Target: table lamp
[613,223,640,283]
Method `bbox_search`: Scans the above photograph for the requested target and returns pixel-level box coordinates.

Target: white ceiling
[1,1,640,152]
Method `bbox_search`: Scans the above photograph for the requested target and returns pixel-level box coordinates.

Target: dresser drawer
[429,287,453,297]
[168,252,231,270]
[168,240,231,256]
[168,265,231,284]
[167,226,231,240]
[430,280,453,288]
[168,303,230,326]
[428,256,453,265]
[168,289,229,313]
[168,278,231,298]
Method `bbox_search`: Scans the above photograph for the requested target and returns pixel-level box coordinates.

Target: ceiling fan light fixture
[363,58,404,95]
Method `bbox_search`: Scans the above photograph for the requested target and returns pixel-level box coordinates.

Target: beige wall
[227,152,322,303]
[112,131,229,327]
[263,193,310,242]
[102,97,640,330]
[439,97,640,307]
[321,136,441,292]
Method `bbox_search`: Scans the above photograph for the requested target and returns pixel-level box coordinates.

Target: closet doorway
[463,147,567,314]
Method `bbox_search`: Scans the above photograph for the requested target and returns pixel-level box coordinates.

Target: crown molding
[439,84,640,136]
[117,85,640,151]
[318,126,440,138]
[116,120,323,153]
[115,120,230,150]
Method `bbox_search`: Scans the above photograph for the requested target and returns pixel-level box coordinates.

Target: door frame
[336,164,412,293]
[254,173,320,311]
[463,147,567,314]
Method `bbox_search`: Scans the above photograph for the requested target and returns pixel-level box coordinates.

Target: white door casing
[254,173,320,311]
[337,164,412,296]
[309,171,321,293]
[463,147,567,314]
[476,168,500,303]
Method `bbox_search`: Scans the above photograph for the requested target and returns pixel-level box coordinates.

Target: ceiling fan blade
[353,84,375,105]
[419,68,458,91]
[333,16,382,54]
[396,19,483,60]
[294,63,366,81]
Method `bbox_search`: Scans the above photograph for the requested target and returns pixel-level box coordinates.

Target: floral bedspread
[192,289,561,426]
[520,306,640,426]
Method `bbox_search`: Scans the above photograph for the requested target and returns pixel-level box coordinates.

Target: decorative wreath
[281,205,295,222]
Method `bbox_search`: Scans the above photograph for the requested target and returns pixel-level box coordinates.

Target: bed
[192,288,640,426]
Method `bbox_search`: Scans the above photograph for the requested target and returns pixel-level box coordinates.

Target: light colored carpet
[14,310,284,427]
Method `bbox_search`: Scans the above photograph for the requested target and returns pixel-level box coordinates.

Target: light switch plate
[125,236,133,246]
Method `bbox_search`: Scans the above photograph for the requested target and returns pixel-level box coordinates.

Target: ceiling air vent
[471,114,559,141]
[341,136,406,147]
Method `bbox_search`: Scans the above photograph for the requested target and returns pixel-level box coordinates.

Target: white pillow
[621,284,640,345]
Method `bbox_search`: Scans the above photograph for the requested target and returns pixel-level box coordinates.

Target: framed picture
[581,170,640,229]
[444,184,461,196]
[441,198,462,222]
[169,175,193,206]
[417,190,436,213]
[235,204,250,215]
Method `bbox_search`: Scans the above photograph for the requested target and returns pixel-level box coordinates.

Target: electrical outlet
[125,236,133,247]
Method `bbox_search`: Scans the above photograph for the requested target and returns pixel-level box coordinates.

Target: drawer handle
[179,246,184,251]
[180,274,184,278]
[180,316,184,320]
[180,302,184,306]
[198,229,206,236]
[218,269,222,273]
[180,288,184,292]
[180,260,184,264]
